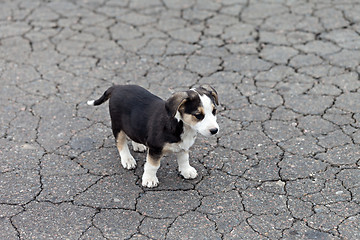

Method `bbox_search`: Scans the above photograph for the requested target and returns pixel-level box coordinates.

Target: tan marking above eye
[181,106,205,125]
[183,113,197,125]
[193,107,205,121]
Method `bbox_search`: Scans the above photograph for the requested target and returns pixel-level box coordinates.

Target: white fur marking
[118,143,137,169]
[132,141,147,152]
[121,156,136,169]
[177,151,198,179]
[87,100,95,106]
[195,94,219,137]
[142,162,159,187]
[164,124,196,153]
[120,154,136,169]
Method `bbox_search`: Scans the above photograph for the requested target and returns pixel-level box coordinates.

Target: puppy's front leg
[142,151,161,188]
[177,151,198,179]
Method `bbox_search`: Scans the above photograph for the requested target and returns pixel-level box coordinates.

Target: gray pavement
[1,0,360,239]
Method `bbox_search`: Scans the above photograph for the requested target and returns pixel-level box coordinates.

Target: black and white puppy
[87,84,219,188]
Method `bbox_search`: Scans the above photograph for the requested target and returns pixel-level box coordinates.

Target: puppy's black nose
[210,128,218,135]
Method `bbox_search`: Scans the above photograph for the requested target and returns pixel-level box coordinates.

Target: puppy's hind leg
[131,141,147,152]
[142,150,161,188]
[116,131,136,169]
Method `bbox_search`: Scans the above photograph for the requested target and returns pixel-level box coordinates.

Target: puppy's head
[166,85,219,137]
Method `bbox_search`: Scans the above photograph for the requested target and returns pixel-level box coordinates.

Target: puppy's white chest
[164,127,196,153]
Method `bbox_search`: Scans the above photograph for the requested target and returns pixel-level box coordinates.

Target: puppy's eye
[212,109,217,115]
[194,113,204,120]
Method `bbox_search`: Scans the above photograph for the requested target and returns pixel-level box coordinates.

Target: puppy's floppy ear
[165,91,188,117]
[200,84,219,105]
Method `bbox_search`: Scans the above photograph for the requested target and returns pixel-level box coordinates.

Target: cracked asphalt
[1,0,360,239]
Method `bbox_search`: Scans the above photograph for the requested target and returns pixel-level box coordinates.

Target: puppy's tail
[87,86,114,106]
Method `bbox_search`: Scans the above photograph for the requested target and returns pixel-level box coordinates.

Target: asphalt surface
[1,0,360,239]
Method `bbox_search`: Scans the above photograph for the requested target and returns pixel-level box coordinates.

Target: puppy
[87,84,219,187]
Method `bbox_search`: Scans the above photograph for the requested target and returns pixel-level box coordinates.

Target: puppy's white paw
[142,175,159,188]
[121,156,136,169]
[180,166,198,179]
[132,142,147,152]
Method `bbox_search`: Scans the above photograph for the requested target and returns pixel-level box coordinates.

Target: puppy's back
[109,85,162,112]
[109,85,165,144]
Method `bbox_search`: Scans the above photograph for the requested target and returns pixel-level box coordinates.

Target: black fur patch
[107,85,184,156]
[181,90,202,115]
